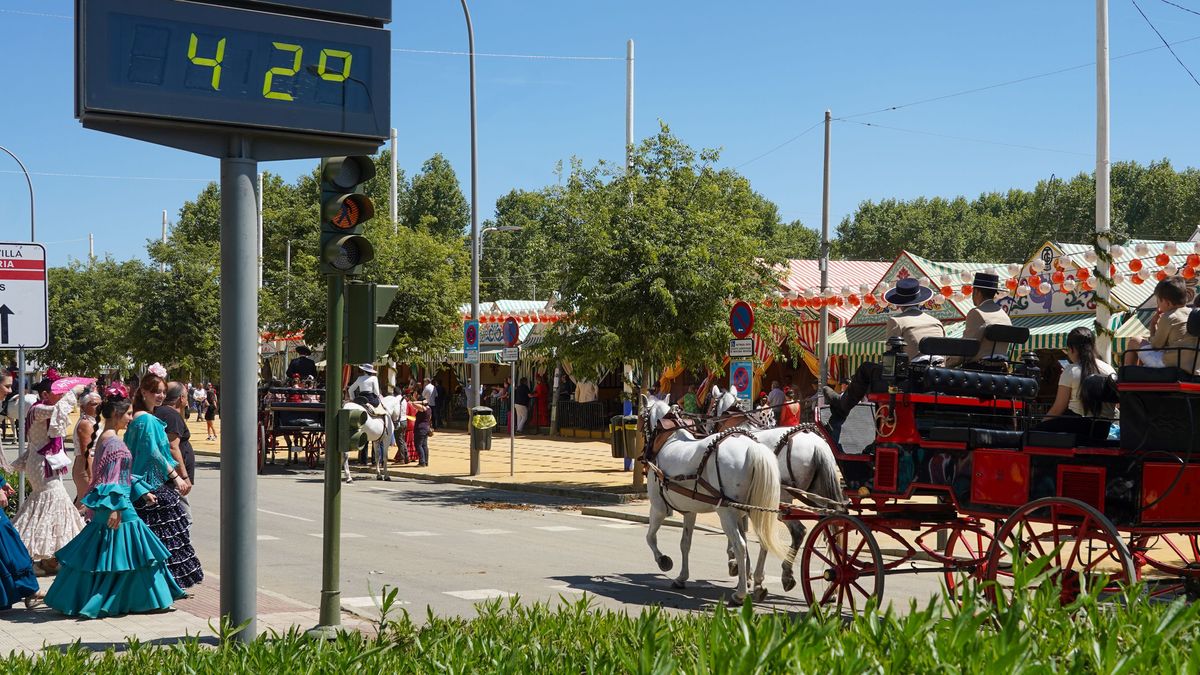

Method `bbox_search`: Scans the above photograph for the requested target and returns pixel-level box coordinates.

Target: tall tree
[542,124,792,381]
[43,257,149,373]
[405,154,469,238]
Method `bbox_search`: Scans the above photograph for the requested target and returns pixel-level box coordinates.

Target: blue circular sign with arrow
[503,317,520,347]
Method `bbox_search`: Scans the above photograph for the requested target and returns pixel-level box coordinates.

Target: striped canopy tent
[1011,313,1123,351]
[830,251,1009,372]
[1112,308,1156,356]
[659,258,891,394]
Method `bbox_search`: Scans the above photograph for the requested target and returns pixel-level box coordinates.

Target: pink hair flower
[148,362,168,379]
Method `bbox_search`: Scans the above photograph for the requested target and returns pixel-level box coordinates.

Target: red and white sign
[0,243,48,349]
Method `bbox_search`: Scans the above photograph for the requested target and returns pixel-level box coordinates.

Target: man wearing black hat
[286,346,318,382]
[823,278,945,435]
[945,271,1012,368]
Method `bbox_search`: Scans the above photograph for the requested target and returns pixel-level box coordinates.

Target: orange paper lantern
[1005,277,1018,291]
[1051,270,1065,285]
[1156,270,1169,282]
[848,294,861,306]
[1156,253,1170,266]
[940,286,953,298]
[1132,275,1145,285]
[1076,268,1091,281]
[864,293,877,306]
[961,284,973,296]
[1080,278,1095,291]
[1128,259,1142,273]
[1188,254,1200,268]
[1184,266,1196,279]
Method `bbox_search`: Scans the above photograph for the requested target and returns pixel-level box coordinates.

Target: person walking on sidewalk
[412,399,432,467]
[128,370,202,589]
[513,378,531,433]
[44,395,186,618]
[155,382,196,520]
[0,373,42,610]
[421,378,438,430]
[203,383,218,441]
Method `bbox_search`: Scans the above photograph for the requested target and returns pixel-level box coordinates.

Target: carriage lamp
[881,336,909,387]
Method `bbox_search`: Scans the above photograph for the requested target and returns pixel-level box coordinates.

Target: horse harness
[771,422,821,487]
[643,425,758,510]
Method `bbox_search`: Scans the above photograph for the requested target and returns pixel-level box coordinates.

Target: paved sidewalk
[189,417,645,503]
[0,574,374,656]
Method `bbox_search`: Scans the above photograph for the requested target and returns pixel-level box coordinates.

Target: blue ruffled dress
[0,476,39,609]
[44,435,185,618]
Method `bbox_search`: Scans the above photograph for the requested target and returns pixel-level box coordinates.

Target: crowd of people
[0,364,203,617]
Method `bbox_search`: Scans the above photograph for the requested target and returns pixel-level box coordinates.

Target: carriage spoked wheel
[800,514,885,614]
[984,497,1135,607]
[935,521,1000,600]
[1129,533,1200,601]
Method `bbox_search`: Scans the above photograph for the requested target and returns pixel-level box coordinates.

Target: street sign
[0,243,48,350]
[76,0,391,160]
[502,347,520,363]
[730,361,753,400]
[729,301,755,339]
[464,320,480,364]
[502,317,520,347]
[729,338,753,358]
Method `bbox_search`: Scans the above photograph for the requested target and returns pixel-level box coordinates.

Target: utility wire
[0,169,211,182]
[733,120,824,169]
[1133,0,1200,88]
[1159,0,1200,17]
[392,47,621,61]
[837,119,1092,157]
[0,8,70,19]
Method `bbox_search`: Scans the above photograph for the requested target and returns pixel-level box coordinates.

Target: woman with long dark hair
[126,370,202,589]
[1036,327,1117,440]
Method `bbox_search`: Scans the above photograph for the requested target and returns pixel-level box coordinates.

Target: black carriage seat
[918,337,980,359]
[927,427,1076,450]
[921,366,1039,400]
[1120,308,1200,383]
[976,324,1031,370]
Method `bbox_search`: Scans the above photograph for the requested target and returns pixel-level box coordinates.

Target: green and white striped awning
[1113,309,1156,354]
[1010,313,1125,351]
[828,322,966,372]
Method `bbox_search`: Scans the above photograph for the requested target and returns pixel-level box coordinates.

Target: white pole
[625,40,634,174]
[16,349,25,506]
[285,240,292,314]
[161,210,167,273]
[510,360,516,477]
[390,128,399,235]
[1094,0,1113,361]
[818,110,832,388]
[257,172,264,290]
[88,233,94,262]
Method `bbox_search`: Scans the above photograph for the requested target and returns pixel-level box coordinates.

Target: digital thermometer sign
[77,0,390,142]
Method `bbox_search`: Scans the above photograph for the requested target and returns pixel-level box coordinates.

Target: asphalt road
[183,457,944,621]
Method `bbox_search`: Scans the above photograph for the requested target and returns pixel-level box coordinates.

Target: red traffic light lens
[332,199,361,229]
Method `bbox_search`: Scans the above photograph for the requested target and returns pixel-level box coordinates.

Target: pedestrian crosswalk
[259,517,648,543]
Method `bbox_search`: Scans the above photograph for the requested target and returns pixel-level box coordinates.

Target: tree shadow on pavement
[548,573,809,614]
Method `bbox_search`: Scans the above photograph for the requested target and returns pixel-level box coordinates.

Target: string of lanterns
[464,309,569,324]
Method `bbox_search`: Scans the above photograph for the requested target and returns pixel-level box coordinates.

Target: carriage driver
[944,271,1011,368]
[348,364,387,416]
[286,345,318,381]
[822,278,945,439]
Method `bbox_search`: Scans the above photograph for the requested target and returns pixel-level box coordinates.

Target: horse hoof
[671,579,686,589]
[727,561,739,577]
[781,575,796,592]
[657,555,674,572]
[752,587,768,602]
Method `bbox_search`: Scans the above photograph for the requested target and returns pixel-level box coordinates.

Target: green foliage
[542,124,793,380]
[5,582,1200,673]
[405,153,470,239]
[834,159,1200,263]
[43,257,148,373]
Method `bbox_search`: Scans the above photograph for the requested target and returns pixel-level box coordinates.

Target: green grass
[3,570,1200,674]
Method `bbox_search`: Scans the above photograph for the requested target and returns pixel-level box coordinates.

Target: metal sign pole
[218,146,259,642]
[313,272,345,635]
[16,349,25,504]
[510,359,516,477]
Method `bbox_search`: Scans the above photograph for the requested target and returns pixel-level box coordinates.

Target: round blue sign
[503,317,520,347]
[465,322,478,347]
[732,364,751,394]
[730,301,755,339]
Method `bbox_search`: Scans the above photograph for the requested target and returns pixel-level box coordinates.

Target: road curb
[196,449,645,504]
[579,506,722,533]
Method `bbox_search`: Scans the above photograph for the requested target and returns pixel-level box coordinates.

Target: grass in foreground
[3,569,1200,674]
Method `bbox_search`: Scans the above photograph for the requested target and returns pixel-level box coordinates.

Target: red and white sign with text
[0,243,48,349]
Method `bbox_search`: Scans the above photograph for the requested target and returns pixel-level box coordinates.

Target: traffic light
[346,281,400,363]
[320,156,377,276]
[339,407,369,458]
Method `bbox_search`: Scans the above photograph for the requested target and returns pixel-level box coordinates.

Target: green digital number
[187,33,226,91]
[263,42,303,101]
[317,49,353,82]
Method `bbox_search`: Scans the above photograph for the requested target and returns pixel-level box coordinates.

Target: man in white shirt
[422,378,437,409]
[348,364,385,414]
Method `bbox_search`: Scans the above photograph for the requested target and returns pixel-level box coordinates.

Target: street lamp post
[479,225,522,260]
[469,225,521,476]
[460,0,481,415]
[0,144,35,506]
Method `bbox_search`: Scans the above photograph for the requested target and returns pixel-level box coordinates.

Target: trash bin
[470,406,496,451]
[610,415,625,458]
[620,415,640,459]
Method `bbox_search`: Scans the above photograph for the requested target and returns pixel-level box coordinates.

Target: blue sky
[2,1,1200,266]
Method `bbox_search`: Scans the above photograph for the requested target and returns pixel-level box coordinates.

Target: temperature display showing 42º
[77,0,390,141]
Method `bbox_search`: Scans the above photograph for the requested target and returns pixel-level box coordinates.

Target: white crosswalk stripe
[534,525,581,532]
[393,531,440,537]
[341,596,408,608]
[467,528,513,535]
[306,532,365,539]
[596,522,642,529]
[443,589,514,600]
[256,535,280,541]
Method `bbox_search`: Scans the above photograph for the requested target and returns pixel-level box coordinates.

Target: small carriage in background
[783,316,1200,611]
[256,387,326,473]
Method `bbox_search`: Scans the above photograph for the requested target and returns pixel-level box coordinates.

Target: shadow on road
[548,573,810,614]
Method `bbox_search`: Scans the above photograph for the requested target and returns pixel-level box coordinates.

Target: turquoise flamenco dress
[43,435,185,618]
[0,476,39,609]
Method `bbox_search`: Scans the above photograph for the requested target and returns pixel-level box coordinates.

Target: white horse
[342,397,399,483]
[639,396,791,601]
[710,386,846,592]
[0,392,36,441]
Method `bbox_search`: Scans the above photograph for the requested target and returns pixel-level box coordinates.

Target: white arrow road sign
[0,243,48,349]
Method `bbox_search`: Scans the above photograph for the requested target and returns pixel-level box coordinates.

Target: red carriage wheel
[800,514,885,613]
[984,497,1135,607]
[938,521,1000,599]
[1130,533,1200,601]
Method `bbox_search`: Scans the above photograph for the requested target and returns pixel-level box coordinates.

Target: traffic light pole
[219,150,259,642]
[312,274,345,635]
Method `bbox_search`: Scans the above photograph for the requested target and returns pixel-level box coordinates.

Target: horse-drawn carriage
[257,387,326,473]
[638,314,1200,612]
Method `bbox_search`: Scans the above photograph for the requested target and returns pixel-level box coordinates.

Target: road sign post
[501,346,519,477]
[730,361,754,400]
[464,320,481,474]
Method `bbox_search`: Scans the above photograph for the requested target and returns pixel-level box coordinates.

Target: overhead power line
[1158,0,1200,17]
[837,119,1093,157]
[0,169,211,182]
[392,47,621,61]
[1133,0,1200,89]
[733,120,824,169]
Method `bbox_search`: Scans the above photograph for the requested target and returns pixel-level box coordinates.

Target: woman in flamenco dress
[44,396,185,618]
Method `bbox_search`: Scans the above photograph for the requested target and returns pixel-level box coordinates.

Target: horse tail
[744,441,791,563]
[810,438,847,513]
